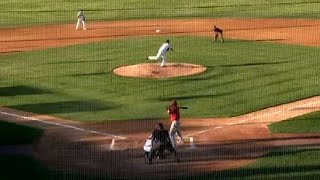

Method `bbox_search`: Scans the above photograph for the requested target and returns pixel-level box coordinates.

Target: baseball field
[1,0,320,179]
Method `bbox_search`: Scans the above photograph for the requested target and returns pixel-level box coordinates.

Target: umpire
[148,123,180,164]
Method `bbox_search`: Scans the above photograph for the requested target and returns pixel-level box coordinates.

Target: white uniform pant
[76,19,86,30]
[148,51,167,67]
[169,120,182,149]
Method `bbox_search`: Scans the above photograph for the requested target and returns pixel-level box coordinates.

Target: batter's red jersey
[169,107,180,122]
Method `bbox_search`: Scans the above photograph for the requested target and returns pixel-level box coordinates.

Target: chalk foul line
[185,99,320,138]
[0,111,126,140]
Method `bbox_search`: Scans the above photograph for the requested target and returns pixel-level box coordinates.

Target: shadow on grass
[0,86,52,96]
[216,134,320,147]
[42,59,109,65]
[266,147,320,157]
[213,61,289,67]
[253,38,287,42]
[196,1,320,10]
[227,23,319,32]
[175,141,320,164]
[69,72,110,77]
[8,100,117,114]
[154,76,293,102]
[179,144,320,179]
[155,92,233,101]
[167,65,290,84]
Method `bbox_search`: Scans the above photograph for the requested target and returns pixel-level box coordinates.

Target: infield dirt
[1,96,320,178]
[1,18,320,54]
[1,18,320,178]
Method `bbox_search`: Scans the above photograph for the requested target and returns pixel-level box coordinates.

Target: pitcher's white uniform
[76,10,86,30]
[148,40,173,67]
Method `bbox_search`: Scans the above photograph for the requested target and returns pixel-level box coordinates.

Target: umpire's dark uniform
[148,123,179,164]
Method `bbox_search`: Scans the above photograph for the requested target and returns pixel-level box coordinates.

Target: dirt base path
[1,18,320,54]
[1,95,320,178]
[1,18,320,178]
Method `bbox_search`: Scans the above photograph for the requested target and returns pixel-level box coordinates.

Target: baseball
[156,29,161,33]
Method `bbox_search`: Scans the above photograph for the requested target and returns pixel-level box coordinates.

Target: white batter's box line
[186,136,196,149]
[0,111,126,140]
[109,139,116,150]
[185,126,223,138]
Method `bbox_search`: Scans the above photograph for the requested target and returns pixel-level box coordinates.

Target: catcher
[144,123,179,164]
[212,25,224,43]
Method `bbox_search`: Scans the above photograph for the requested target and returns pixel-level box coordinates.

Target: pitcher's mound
[113,63,206,79]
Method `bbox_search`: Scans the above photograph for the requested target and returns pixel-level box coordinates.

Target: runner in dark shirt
[213,25,224,43]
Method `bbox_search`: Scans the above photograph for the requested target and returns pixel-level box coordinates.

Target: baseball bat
[167,106,188,110]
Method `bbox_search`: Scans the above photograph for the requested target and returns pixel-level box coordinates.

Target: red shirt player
[213,25,224,43]
[167,100,184,149]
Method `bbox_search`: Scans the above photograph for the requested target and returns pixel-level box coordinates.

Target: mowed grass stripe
[0,36,320,121]
[269,111,320,133]
[185,147,320,180]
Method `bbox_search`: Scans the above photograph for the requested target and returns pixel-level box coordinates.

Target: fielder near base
[213,25,224,43]
[76,9,86,30]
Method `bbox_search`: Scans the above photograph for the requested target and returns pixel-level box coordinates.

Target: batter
[167,100,184,149]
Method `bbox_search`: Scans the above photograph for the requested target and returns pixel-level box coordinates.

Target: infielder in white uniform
[76,9,86,30]
[147,39,173,67]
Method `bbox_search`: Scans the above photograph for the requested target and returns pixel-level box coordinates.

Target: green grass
[1,36,320,121]
[183,147,320,180]
[0,120,43,145]
[269,111,320,133]
[189,110,320,179]
[202,111,320,179]
[1,0,320,27]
